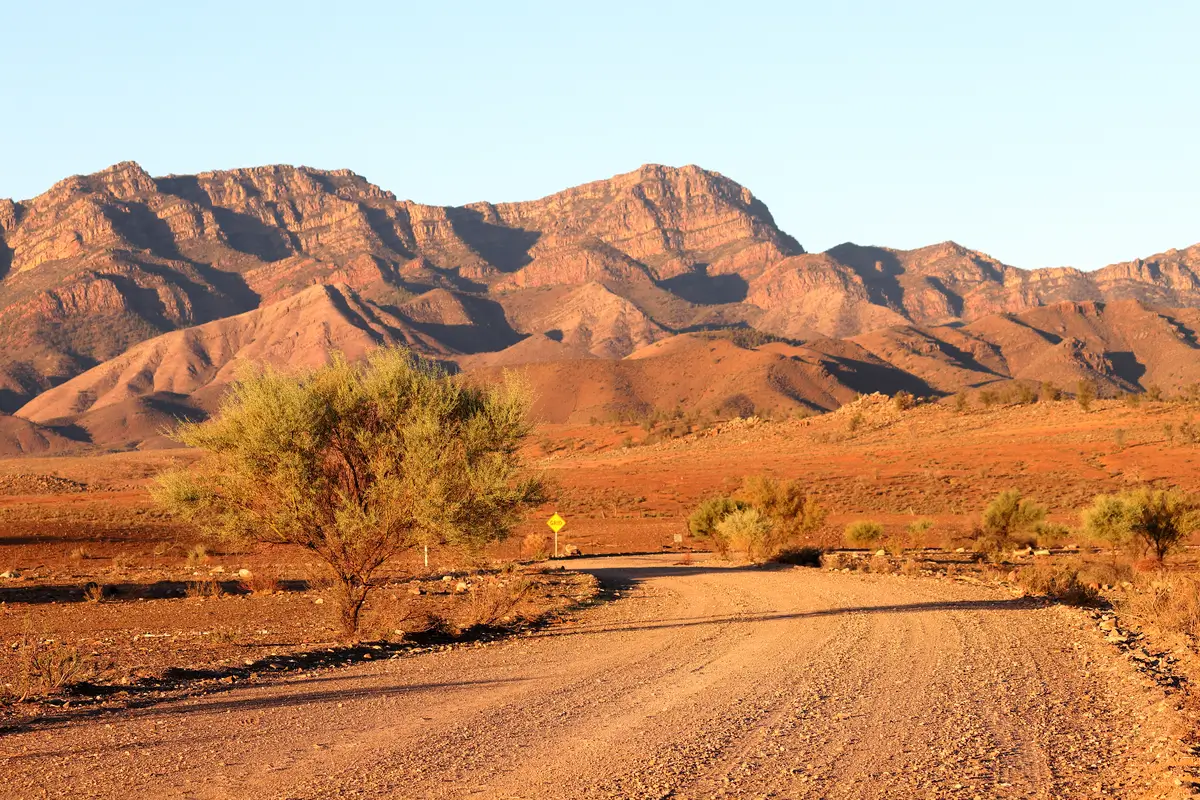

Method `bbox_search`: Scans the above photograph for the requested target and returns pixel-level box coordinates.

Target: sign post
[547,512,566,558]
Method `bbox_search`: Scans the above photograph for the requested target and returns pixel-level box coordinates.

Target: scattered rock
[0,474,88,496]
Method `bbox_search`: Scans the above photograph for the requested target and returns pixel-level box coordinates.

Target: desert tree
[1082,488,1199,562]
[152,349,545,636]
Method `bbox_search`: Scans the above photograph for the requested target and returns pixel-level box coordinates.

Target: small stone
[238,568,252,579]
[455,581,469,593]
[313,598,324,605]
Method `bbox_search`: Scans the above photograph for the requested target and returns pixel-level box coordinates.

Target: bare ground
[2,555,1191,800]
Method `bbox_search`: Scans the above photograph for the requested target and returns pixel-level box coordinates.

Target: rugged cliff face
[1,160,1198,435]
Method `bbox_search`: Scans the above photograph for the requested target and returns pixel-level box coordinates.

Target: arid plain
[3,163,1200,798]
[4,394,1200,798]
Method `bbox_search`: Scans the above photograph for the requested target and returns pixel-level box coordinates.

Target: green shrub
[714,508,781,562]
[738,475,826,542]
[845,520,885,548]
[954,392,969,413]
[981,489,1047,547]
[905,517,934,545]
[688,496,747,550]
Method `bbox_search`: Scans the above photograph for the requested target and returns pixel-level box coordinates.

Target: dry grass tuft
[242,572,281,595]
[185,544,209,568]
[2,628,94,704]
[463,577,536,628]
[185,577,223,598]
[1119,573,1200,641]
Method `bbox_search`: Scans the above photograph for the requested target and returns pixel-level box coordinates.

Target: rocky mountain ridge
[1,161,1198,452]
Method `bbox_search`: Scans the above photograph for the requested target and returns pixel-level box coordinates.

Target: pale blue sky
[2,1,1197,270]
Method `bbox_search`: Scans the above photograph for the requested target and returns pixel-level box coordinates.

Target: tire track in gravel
[0,555,1188,800]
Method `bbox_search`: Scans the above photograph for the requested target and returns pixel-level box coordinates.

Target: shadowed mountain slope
[3,162,1200,447]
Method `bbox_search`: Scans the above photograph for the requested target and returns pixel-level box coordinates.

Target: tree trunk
[337,579,371,639]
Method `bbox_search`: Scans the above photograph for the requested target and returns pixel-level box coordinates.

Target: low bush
[773,546,823,567]
[981,489,1047,548]
[521,532,551,560]
[714,508,782,562]
[1119,573,1200,641]
[1033,521,1071,549]
[845,520,884,548]
[688,496,747,553]
[738,475,826,542]
[1014,562,1102,606]
[463,577,535,628]
[1076,380,1096,412]
[904,518,935,550]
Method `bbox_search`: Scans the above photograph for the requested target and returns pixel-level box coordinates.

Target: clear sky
[2,1,1197,270]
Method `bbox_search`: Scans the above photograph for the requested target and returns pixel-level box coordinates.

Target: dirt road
[1,556,1186,799]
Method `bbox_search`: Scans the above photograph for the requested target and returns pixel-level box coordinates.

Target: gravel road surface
[1,555,1186,799]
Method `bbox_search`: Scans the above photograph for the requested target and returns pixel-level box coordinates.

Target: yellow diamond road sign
[547,512,566,534]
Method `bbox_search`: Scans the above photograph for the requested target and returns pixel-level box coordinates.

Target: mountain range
[2,161,1199,453]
